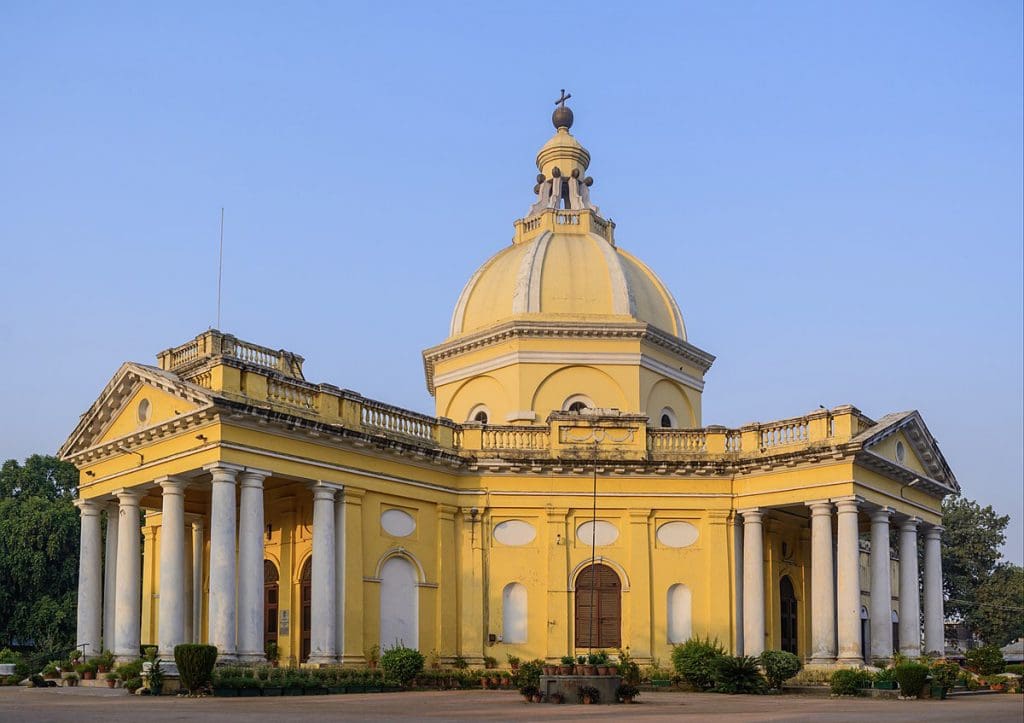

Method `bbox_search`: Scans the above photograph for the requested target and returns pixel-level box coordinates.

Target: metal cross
[555,89,572,107]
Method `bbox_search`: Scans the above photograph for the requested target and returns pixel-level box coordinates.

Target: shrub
[577,684,600,703]
[872,667,897,684]
[380,645,425,687]
[1005,664,1024,676]
[617,648,641,686]
[712,655,766,694]
[671,637,726,691]
[616,683,640,702]
[513,659,544,691]
[829,668,872,696]
[930,661,960,689]
[894,662,930,698]
[0,649,29,679]
[173,644,217,694]
[759,650,801,689]
[115,659,143,682]
[965,645,1006,675]
[124,677,143,693]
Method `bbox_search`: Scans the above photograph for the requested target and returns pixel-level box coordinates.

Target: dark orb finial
[552,89,574,130]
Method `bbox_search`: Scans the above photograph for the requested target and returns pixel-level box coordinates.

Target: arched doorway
[264,560,280,650]
[574,563,621,649]
[300,558,312,663]
[779,576,798,655]
[380,556,418,649]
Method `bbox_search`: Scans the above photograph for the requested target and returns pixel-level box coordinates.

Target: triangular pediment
[60,363,215,459]
[854,410,959,495]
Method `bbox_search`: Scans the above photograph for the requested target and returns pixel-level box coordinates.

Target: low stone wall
[540,674,621,704]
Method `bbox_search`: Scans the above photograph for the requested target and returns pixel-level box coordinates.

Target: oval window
[137,398,151,423]
[576,520,619,546]
[381,509,416,537]
[895,441,906,464]
[493,520,537,546]
[656,521,699,548]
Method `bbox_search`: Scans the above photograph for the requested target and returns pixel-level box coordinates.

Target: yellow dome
[449,229,687,339]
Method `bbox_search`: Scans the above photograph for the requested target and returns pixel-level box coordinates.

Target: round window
[137,398,151,423]
[895,441,906,464]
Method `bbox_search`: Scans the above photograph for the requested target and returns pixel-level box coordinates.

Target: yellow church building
[61,97,957,670]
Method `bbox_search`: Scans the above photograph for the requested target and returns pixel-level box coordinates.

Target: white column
[806,501,836,664]
[740,509,765,657]
[207,465,238,660]
[191,520,204,643]
[75,499,104,657]
[237,469,268,662]
[184,518,194,644]
[733,515,744,656]
[923,525,945,655]
[157,477,187,657]
[102,503,119,653]
[308,485,337,664]
[334,488,346,659]
[114,489,144,661]
[869,507,893,662]
[898,517,921,658]
[835,498,863,664]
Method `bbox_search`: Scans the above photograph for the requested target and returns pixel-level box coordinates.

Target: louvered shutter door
[574,564,621,648]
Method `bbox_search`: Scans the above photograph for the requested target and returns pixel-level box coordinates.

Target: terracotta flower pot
[584,665,597,676]
[559,665,572,676]
[106,680,117,688]
[597,665,609,676]
[531,693,543,703]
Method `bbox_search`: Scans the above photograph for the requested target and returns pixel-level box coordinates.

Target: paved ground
[1,687,1022,722]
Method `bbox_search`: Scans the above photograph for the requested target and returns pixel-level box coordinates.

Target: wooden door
[264,560,279,648]
[780,576,798,655]
[300,559,312,663]
[575,564,621,649]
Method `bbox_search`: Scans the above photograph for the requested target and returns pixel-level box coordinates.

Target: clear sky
[1,2,1021,562]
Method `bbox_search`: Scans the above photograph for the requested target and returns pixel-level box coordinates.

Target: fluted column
[157,478,188,657]
[806,501,836,663]
[869,507,893,661]
[237,469,269,662]
[207,465,238,660]
[740,509,765,656]
[835,498,863,664]
[191,520,204,643]
[75,499,104,657]
[898,517,921,658]
[334,488,347,660]
[114,489,144,661]
[308,485,338,664]
[102,503,119,652]
[923,525,945,655]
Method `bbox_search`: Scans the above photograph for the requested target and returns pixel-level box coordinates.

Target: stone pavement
[0,687,1022,722]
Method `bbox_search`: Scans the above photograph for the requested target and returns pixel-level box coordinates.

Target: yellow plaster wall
[95,385,198,446]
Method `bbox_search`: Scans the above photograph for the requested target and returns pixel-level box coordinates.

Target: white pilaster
[869,507,893,661]
[237,469,269,662]
[157,477,187,657]
[898,517,921,658]
[184,517,194,645]
[308,485,337,664]
[740,509,765,657]
[923,525,945,655]
[733,515,744,656]
[102,503,119,653]
[334,488,346,659]
[75,499,104,657]
[114,489,144,661]
[835,498,863,664]
[806,501,836,664]
[191,520,204,643]
[207,465,238,660]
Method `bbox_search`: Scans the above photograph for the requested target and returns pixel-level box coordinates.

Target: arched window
[575,563,621,648]
[264,560,280,648]
[666,583,692,643]
[502,583,528,644]
[467,404,490,425]
[780,576,798,655]
[474,411,489,424]
[380,556,418,649]
[659,407,677,428]
[562,394,595,413]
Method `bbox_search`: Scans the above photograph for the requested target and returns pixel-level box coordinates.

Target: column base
[215,652,238,663]
[898,647,921,659]
[808,657,838,667]
[339,654,367,668]
[306,654,339,666]
[835,656,866,667]
[235,652,266,664]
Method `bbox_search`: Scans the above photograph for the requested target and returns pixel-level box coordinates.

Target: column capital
[113,488,145,505]
[157,476,189,494]
[204,463,241,483]
[738,508,763,523]
[868,506,895,523]
[630,509,655,523]
[923,525,944,540]
[312,486,337,502]
[74,498,104,515]
[238,470,269,489]
[437,504,458,520]
[805,500,834,515]
[898,516,922,531]
[833,496,863,514]
[190,518,205,532]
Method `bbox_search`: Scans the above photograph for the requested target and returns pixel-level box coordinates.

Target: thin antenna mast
[216,208,224,329]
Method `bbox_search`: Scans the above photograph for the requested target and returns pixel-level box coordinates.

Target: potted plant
[584,653,600,676]
[69,649,82,665]
[146,657,165,695]
[577,684,600,704]
[264,640,279,667]
[872,667,898,690]
[124,676,143,694]
[484,655,497,670]
[507,654,520,672]
[575,655,587,675]
[549,691,565,703]
[64,672,80,687]
[520,683,539,701]
[930,661,959,700]
[559,655,574,675]
[96,650,114,675]
[41,662,59,680]
[616,683,640,703]
[104,671,118,688]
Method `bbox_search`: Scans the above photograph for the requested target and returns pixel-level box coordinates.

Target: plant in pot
[520,683,539,702]
[506,654,520,672]
[146,657,165,696]
[575,655,587,675]
[930,661,960,700]
[577,684,600,704]
[549,691,565,704]
[104,671,118,688]
[585,653,600,676]
[616,683,640,703]
[559,655,574,675]
[82,660,98,680]
[872,667,897,690]
[96,650,114,674]
[264,640,279,667]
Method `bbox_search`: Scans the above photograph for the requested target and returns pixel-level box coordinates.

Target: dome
[449,229,687,339]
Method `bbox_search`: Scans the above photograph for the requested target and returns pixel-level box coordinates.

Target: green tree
[941,496,1009,622]
[0,455,80,651]
[972,564,1024,646]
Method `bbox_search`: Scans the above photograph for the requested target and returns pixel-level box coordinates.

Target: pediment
[855,410,959,495]
[60,363,215,459]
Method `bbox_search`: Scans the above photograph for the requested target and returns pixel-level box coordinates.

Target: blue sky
[1,2,1021,561]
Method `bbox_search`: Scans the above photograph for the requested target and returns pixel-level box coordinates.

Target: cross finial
[555,89,572,107]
